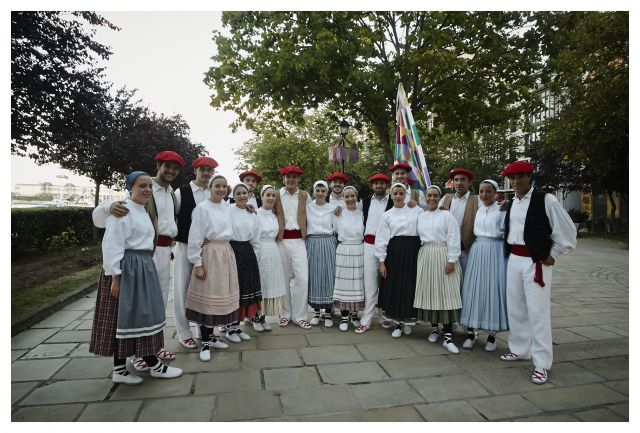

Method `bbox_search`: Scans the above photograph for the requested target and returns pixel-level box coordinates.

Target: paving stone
[22,343,78,359]
[258,334,308,349]
[408,374,489,402]
[470,365,550,394]
[61,296,97,311]
[298,412,358,421]
[45,330,92,343]
[305,329,388,346]
[11,358,69,382]
[224,336,258,351]
[565,325,621,340]
[551,328,590,344]
[575,357,628,380]
[11,350,27,362]
[31,309,87,328]
[11,382,38,405]
[300,345,363,365]
[350,380,423,410]
[241,348,302,369]
[379,355,461,379]
[355,341,417,361]
[12,403,85,421]
[468,395,542,420]
[597,324,629,337]
[522,383,627,411]
[74,320,94,330]
[78,400,143,421]
[63,320,81,330]
[52,357,113,380]
[194,369,262,395]
[515,413,580,422]
[574,407,627,421]
[213,390,282,421]
[401,336,464,356]
[605,379,628,396]
[546,362,605,386]
[68,343,98,358]
[355,405,424,422]
[281,385,358,416]
[173,350,241,373]
[110,374,194,400]
[414,400,485,422]
[317,361,388,384]
[608,402,628,419]
[264,366,322,390]
[138,396,216,421]
[20,378,113,405]
[11,328,58,350]
[267,324,323,335]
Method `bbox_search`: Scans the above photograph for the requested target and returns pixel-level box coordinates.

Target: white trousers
[361,243,381,328]
[172,242,194,341]
[506,254,554,370]
[152,245,172,308]
[277,239,309,323]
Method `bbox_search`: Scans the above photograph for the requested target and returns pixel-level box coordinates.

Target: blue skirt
[459,237,509,332]
[306,234,337,309]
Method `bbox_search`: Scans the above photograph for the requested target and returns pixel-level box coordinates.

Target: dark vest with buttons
[175,184,197,243]
[362,195,393,227]
[504,189,553,262]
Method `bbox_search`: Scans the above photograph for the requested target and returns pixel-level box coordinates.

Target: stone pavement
[11,238,629,422]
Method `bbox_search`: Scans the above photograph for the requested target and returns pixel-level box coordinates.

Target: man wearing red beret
[92,150,186,368]
[389,162,426,209]
[238,170,263,208]
[499,161,576,385]
[326,172,348,208]
[272,165,313,329]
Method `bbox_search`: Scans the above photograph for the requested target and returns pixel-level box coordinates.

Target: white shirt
[101,199,154,276]
[417,209,461,263]
[507,187,577,259]
[364,194,390,236]
[175,181,210,213]
[151,179,178,237]
[334,208,364,243]
[474,201,505,239]
[306,201,337,235]
[257,207,279,240]
[279,187,311,230]
[329,192,345,209]
[187,200,233,267]
[438,191,473,227]
[230,205,261,258]
[247,195,258,209]
[374,205,423,262]
[404,184,426,209]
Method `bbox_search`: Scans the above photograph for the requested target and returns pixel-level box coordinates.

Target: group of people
[89,151,577,387]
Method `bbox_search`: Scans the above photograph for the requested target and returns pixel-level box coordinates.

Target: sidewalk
[11,238,629,422]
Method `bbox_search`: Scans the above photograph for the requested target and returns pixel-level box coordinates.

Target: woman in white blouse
[227,183,263,342]
[91,171,182,384]
[186,175,240,362]
[459,179,508,351]
[256,185,286,331]
[414,185,463,354]
[332,186,365,332]
[374,183,423,338]
[306,180,338,327]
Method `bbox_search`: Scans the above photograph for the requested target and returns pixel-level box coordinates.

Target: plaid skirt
[89,269,164,358]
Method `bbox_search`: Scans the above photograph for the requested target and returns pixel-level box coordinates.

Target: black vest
[362,195,393,227]
[175,184,197,243]
[504,189,553,262]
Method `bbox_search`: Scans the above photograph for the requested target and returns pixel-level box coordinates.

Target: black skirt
[229,241,262,306]
[378,236,421,321]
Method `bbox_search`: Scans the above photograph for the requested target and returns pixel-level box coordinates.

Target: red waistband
[156,235,173,247]
[364,234,376,245]
[510,244,530,257]
[283,229,303,239]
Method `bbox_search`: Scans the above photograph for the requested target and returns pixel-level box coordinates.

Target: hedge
[11,207,103,257]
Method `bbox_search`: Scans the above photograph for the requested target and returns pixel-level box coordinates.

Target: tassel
[534,262,545,287]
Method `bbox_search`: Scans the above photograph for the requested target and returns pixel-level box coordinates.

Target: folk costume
[389,162,426,209]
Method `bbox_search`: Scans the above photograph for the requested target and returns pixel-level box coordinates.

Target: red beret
[501,161,535,177]
[239,170,262,182]
[389,162,412,172]
[192,156,219,168]
[155,151,185,167]
[368,173,391,183]
[326,172,349,183]
[448,167,474,180]
[279,165,303,176]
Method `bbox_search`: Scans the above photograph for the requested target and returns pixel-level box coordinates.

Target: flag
[394,83,431,191]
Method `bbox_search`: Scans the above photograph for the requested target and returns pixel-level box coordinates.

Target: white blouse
[306,201,337,235]
[102,199,154,276]
[374,205,423,262]
[230,205,261,258]
[334,208,364,243]
[187,200,233,267]
[258,207,279,240]
[417,209,461,263]
[474,201,505,239]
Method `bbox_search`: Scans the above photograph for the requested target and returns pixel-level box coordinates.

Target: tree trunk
[607,190,617,233]
[376,122,394,166]
[93,181,101,243]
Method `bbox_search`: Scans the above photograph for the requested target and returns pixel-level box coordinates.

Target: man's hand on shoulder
[110,201,129,217]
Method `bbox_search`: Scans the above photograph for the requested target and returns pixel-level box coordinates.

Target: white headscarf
[342,185,358,197]
[481,179,499,191]
[208,174,226,189]
[427,185,442,196]
[313,180,329,191]
[390,182,406,191]
[260,184,276,196]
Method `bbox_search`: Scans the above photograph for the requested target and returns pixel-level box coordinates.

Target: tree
[205,12,540,166]
[11,11,118,159]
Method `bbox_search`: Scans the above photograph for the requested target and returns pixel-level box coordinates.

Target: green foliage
[567,208,589,223]
[45,227,80,252]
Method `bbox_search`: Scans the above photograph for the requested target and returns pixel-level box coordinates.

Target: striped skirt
[378,236,421,321]
[258,238,286,300]
[333,241,365,311]
[414,241,462,324]
[460,237,509,331]
[306,234,337,310]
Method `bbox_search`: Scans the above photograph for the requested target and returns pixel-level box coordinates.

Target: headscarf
[125,171,149,191]
[208,174,226,189]
[232,182,249,196]
[427,185,442,196]
[390,182,406,191]
[260,184,276,197]
[342,185,358,197]
[480,179,499,191]
[313,180,329,191]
